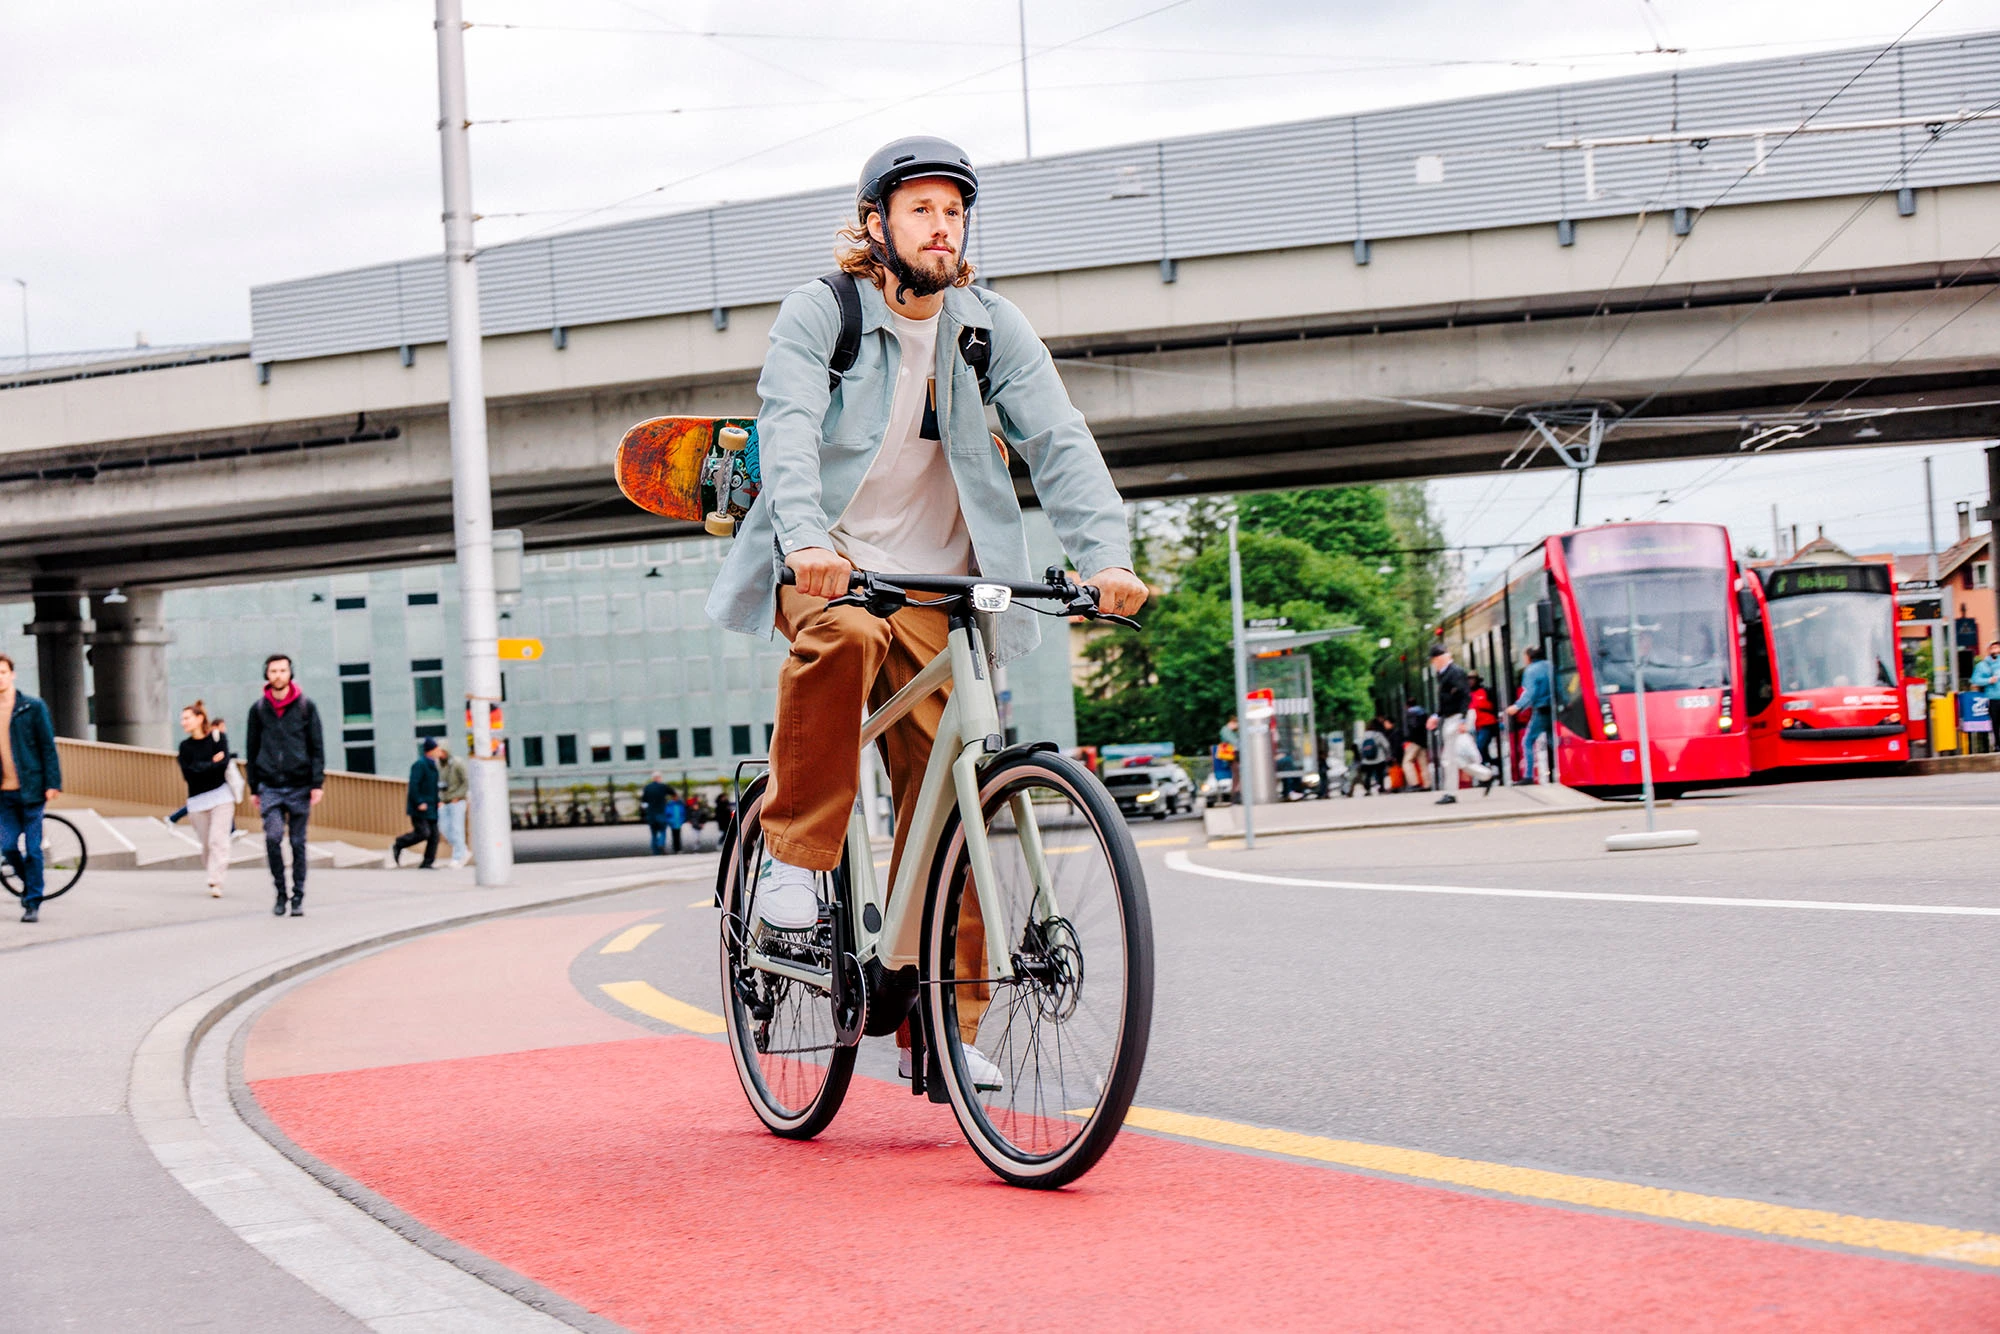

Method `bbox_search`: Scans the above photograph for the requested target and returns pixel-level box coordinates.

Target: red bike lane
[243,909,2000,1332]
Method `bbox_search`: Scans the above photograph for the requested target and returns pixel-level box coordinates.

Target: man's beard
[873,230,963,304]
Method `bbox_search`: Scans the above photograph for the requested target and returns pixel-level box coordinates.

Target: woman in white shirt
[177,702,236,897]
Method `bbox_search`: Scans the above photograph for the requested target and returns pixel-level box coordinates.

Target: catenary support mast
[435,0,512,885]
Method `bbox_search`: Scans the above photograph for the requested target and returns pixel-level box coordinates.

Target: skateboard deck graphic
[615,416,759,536]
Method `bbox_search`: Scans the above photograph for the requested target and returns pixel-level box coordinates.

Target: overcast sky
[5,0,1998,568]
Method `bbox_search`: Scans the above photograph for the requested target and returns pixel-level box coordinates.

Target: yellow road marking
[688,896,715,908]
[599,923,662,954]
[599,981,726,1034]
[1135,835,1190,847]
[1122,1107,2000,1268]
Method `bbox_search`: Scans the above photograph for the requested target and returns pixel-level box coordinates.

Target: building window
[407,591,440,606]
[414,723,447,740]
[623,728,646,761]
[589,729,613,764]
[1976,562,1991,590]
[338,665,373,725]
[411,658,445,721]
[764,722,774,751]
[692,726,713,758]
[334,596,366,611]
[658,728,679,759]
[730,724,752,756]
[556,734,579,765]
[521,735,545,768]
[342,727,375,775]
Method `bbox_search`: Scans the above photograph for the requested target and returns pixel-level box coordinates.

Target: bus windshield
[1768,592,1897,691]
[1571,569,1733,694]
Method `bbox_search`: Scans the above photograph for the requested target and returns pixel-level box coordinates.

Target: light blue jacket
[706,278,1133,663]
[1972,654,2000,700]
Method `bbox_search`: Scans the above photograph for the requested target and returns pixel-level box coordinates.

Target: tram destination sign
[1763,565,1891,600]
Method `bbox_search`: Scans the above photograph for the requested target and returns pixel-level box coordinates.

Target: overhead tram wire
[1551,0,1949,413]
[480,0,1201,249]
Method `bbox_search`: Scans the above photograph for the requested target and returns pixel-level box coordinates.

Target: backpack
[817,270,993,402]
[1358,731,1388,764]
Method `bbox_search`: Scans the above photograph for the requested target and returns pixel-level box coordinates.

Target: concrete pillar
[87,589,174,749]
[23,580,92,738]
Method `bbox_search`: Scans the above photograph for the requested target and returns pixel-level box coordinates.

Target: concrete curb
[1200,796,1623,842]
[128,864,713,1332]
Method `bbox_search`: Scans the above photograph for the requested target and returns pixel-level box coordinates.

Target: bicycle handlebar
[778,564,1140,628]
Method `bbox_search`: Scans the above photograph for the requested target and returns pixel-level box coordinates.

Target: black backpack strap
[817,271,862,394]
[958,286,995,403]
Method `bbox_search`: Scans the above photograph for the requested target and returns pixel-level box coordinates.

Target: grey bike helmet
[856,136,979,218]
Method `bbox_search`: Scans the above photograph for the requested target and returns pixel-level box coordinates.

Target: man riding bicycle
[705,137,1147,1084]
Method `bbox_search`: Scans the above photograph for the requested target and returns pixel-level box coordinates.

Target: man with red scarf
[244,653,325,916]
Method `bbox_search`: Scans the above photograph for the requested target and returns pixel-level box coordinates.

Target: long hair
[184,699,210,737]
[834,207,977,288]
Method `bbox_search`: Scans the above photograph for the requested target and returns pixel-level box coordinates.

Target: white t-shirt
[828,307,972,578]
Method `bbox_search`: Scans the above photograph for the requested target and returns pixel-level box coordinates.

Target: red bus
[1438,522,1752,795]
[1742,561,1910,772]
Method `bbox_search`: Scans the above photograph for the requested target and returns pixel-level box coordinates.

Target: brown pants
[766,586,986,1042]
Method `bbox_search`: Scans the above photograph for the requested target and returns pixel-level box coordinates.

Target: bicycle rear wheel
[0,813,87,900]
[717,781,855,1140]
[924,750,1154,1188]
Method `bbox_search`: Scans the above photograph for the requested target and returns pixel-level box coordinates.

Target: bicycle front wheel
[717,781,855,1140]
[0,813,87,900]
[924,750,1154,1188]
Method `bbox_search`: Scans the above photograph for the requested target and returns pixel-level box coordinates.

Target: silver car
[1102,763,1195,819]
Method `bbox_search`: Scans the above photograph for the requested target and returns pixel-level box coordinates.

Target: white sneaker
[900,1044,1005,1091]
[208,884,222,899]
[753,855,820,931]
[450,855,468,869]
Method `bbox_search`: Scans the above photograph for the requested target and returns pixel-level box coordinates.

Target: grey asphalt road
[592,771,1999,1236]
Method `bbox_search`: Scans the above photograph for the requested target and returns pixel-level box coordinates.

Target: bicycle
[716,566,1154,1189]
[0,812,88,901]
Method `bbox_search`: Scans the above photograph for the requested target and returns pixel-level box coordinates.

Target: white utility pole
[1228,517,1254,849]
[435,0,512,885]
[1925,456,1942,695]
[1017,0,1033,159]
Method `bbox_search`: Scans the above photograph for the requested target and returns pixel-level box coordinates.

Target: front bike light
[971,583,1013,613]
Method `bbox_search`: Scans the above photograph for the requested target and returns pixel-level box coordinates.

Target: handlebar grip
[777,561,865,589]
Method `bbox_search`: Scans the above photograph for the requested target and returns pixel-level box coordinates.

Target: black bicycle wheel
[0,813,87,900]
[717,781,855,1140]
[924,751,1153,1189]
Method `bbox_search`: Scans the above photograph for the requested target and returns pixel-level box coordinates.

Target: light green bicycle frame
[739,611,1063,998]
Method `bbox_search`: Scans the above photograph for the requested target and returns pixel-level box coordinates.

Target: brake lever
[1093,612,1143,630]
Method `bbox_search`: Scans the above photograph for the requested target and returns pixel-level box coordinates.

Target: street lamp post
[1228,517,1254,850]
[434,0,513,885]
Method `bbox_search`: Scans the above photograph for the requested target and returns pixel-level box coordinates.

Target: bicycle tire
[0,813,87,901]
[717,780,856,1140]
[923,750,1154,1189]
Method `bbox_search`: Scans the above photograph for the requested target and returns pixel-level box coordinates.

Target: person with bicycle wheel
[0,654,63,924]
[706,137,1146,1085]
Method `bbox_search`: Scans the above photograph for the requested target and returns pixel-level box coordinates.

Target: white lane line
[1163,850,2000,918]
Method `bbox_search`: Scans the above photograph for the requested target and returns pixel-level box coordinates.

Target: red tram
[1742,562,1909,772]
[1438,522,1752,795]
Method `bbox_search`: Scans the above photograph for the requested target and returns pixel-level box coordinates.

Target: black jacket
[1435,663,1471,719]
[406,756,439,818]
[639,780,669,820]
[178,730,232,798]
[4,694,61,797]
[245,692,325,791]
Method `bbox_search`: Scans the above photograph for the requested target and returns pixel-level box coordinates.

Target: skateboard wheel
[704,512,737,537]
[718,426,749,452]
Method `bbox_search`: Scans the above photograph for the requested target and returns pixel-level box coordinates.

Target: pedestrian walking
[1973,642,2000,751]
[685,793,711,852]
[1511,644,1556,784]
[1355,720,1391,795]
[434,743,470,868]
[640,772,671,855]
[663,788,689,854]
[1425,644,1496,804]
[177,702,235,897]
[390,739,442,868]
[0,654,62,924]
[1400,701,1431,791]
[1469,673,1500,768]
[1216,716,1239,803]
[245,654,324,917]
[714,789,736,840]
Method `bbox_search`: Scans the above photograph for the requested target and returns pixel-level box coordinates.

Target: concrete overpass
[5,32,2000,738]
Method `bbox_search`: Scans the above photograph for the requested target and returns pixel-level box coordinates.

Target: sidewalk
[0,854,712,1331]
[1201,782,1612,841]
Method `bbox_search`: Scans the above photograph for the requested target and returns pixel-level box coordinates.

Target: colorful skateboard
[614,416,760,537]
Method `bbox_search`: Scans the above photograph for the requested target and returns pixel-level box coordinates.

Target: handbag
[225,759,248,803]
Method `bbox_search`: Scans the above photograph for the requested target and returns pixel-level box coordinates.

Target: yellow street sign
[497,638,545,661]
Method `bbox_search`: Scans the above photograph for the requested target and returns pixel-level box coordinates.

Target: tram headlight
[1598,699,1619,740]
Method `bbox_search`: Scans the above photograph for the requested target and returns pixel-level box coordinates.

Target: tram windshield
[1563,526,1733,695]
[1762,566,1897,691]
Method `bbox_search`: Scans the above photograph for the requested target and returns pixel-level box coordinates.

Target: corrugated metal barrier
[53,738,407,839]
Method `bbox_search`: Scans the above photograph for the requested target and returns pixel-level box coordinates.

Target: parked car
[1103,762,1196,819]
